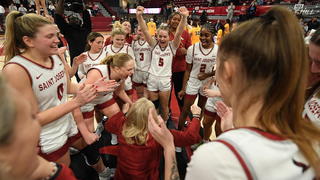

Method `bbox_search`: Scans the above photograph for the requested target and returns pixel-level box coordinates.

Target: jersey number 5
[200,64,206,73]
[159,58,164,67]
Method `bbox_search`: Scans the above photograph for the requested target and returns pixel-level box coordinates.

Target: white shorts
[205,85,222,113]
[147,74,171,92]
[186,77,210,96]
[132,70,149,86]
[124,76,132,91]
[40,113,78,154]
[80,93,114,113]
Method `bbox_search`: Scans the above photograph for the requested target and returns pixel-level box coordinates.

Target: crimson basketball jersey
[303,88,320,127]
[7,55,75,153]
[131,39,151,72]
[78,50,106,79]
[149,41,177,77]
[186,43,218,79]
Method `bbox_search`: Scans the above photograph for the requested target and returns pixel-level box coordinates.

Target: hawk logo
[57,83,64,101]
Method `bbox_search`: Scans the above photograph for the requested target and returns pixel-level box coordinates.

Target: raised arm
[136,6,157,47]
[172,7,189,48]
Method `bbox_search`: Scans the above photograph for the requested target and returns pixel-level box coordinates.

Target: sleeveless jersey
[131,39,151,72]
[78,50,106,79]
[104,44,135,59]
[303,87,320,127]
[8,55,74,150]
[149,41,177,77]
[186,43,218,79]
[217,128,318,179]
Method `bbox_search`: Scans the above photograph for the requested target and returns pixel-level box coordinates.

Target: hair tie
[260,13,275,24]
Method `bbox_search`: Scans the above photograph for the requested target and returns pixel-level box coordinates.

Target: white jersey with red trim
[8,55,76,153]
[149,41,177,77]
[186,43,218,79]
[303,88,320,127]
[131,39,151,72]
[186,128,318,180]
[77,50,106,79]
[104,44,135,59]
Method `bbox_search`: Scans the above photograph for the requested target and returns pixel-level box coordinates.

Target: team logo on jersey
[292,159,309,173]
[36,73,43,79]
[57,83,64,101]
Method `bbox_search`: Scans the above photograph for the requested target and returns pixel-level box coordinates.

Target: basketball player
[136,5,189,121]
[2,12,111,179]
[177,23,218,130]
[131,25,152,98]
[150,6,320,179]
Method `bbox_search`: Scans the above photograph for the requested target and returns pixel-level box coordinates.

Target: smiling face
[24,24,60,57]
[118,59,135,79]
[200,27,214,48]
[89,36,104,53]
[122,21,132,35]
[157,30,170,47]
[112,34,126,48]
[0,88,40,179]
[169,14,181,30]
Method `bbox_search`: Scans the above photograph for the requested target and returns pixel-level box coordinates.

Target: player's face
[112,34,126,48]
[169,14,181,29]
[308,42,320,86]
[200,28,213,48]
[119,59,135,79]
[89,36,104,53]
[157,30,170,47]
[122,21,132,35]
[29,24,60,56]
[136,26,144,39]
[0,89,41,179]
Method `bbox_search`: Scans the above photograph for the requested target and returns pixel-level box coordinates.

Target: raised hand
[148,109,174,149]
[215,101,234,131]
[94,77,119,93]
[203,89,221,98]
[178,6,189,17]
[136,6,145,16]
[191,104,201,116]
[74,53,87,66]
[74,84,97,106]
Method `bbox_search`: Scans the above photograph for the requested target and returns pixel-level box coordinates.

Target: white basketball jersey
[86,65,114,104]
[186,43,218,79]
[8,55,74,146]
[78,50,106,79]
[217,128,318,179]
[131,39,151,72]
[303,88,320,127]
[104,44,135,59]
[149,41,177,77]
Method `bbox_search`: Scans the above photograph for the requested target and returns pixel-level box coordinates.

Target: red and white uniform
[80,65,116,118]
[131,39,151,86]
[104,44,134,93]
[185,43,218,96]
[186,128,319,179]
[77,50,106,80]
[204,84,222,113]
[7,55,78,155]
[303,88,320,127]
[148,41,177,92]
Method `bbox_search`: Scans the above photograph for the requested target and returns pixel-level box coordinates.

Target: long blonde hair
[122,98,158,145]
[100,53,133,68]
[218,6,320,171]
[4,11,52,63]
[111,21,126,37]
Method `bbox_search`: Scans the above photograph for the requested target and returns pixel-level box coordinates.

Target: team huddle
[0,4,319,180]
